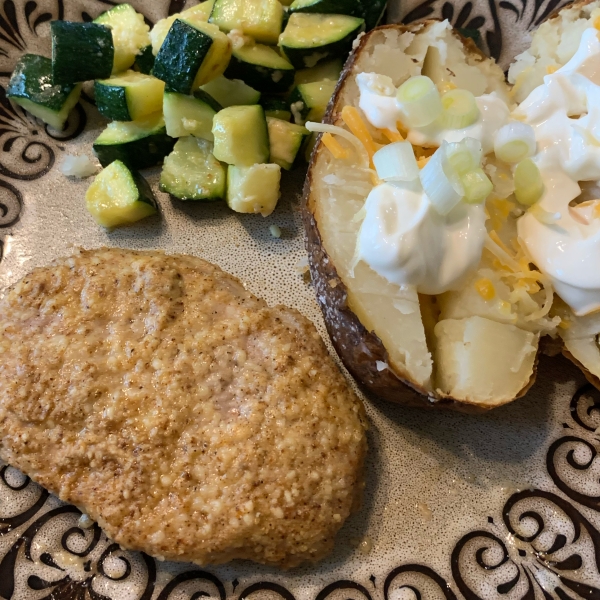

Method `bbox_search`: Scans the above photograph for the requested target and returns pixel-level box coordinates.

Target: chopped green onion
[396,76,442,128]
[420,142,464,215]
[440,89,479,129]
[445,138,482,175]
[494,122,536,163]
[461,168,493,204]
[514,158,543,206]
[373,141,419,182]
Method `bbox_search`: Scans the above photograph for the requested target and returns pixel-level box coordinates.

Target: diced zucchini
[294,58,342,85]
[160,137,226,200]
[163,89,222,139]
[95,71,165,121]
[94,3,150,73]
[289,0,362,16]
[279,13,364,68]
[93,112,175,170]
[134,45,155,74]
[224,43,294,93]
[7,54,82,131]
[209,0,284,44]
[149,1,214,54]
[200,76,261,107]
[153,18,231,94]
[51,21,114,84]
[212,105,269,165]
[261,95,292,120]
[360,0,386,30]
[289,79,336,122]
[227,164,281,216]
[267,117,308,170]
[85,160,158,228]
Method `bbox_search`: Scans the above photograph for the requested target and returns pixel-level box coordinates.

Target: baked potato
[303,3,600,410]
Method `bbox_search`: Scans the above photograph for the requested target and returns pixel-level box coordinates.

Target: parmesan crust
[0,247,367,568]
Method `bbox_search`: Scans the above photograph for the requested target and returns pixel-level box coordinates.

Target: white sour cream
[516,27,600,315]
[356,74,507,294]
[357,181,486,295]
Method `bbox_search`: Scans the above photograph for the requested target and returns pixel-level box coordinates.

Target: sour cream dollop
[516,27,600,315]
[357,181,486,295]
[356,73,508,294]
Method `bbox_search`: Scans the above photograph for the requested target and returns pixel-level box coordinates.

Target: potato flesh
[508,1,600,102]
[311,21,516,397]
[434,316,539,404]
[311,148,433,388]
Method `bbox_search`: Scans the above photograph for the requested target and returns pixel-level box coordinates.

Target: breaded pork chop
[0,248,367,568]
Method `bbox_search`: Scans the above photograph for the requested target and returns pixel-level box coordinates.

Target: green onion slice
[373,141,419,182]
[440,89,479,129]
[445,138,482,175]
[494,121,536,163]
[396,76,442,128]
[420,141,464,215]
[461,168,493,204]
[514,158,544,206]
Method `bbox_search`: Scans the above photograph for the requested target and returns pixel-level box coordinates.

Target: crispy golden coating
[0,248,367,568]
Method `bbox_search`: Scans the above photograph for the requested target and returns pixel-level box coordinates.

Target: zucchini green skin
[153,19,213,94]
[135,45,155,74]
[7,54,81,130]
[279,15,364,69]
[289,0,362,16]
[360,0,386,29]
[94,82,130,122]
[153,19,230,94]
[224,48,294,93]
[261,95,292,121]
[51,21,114,84]
[93,129,175,170]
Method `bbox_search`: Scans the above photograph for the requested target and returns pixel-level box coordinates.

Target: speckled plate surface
[1,1,599,598]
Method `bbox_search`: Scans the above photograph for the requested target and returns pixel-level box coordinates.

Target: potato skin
[302,23,538,412]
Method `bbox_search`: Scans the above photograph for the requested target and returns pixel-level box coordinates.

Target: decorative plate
[2,1,599,599]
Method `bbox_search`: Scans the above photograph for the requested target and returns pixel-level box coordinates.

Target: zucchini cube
[94,71,165,121]
[279,13,364,69]
[160,137,226,201]
[51,21,114,84]
[227,164,282,216]
[212,105,269,166]
[267,117,309,170]
[85,160,158,228]
[152,18,231,94]
[7,54,82,131]
[93,3,151,73]
[209,0,284,45]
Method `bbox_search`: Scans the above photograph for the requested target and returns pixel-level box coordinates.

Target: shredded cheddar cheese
[417,156,431,168]
[594,14,600,29]
[382,129,404,143]
[322,132,349,159]
[474,278,495,300]
[341,106,377,161]
[546,64,560,74]
[558,319,572,329]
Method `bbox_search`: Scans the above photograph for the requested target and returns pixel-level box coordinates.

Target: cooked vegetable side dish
[6,0,383,226]
[305,0,600,410]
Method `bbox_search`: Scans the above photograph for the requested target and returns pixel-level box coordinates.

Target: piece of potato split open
[303,15,587,411]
